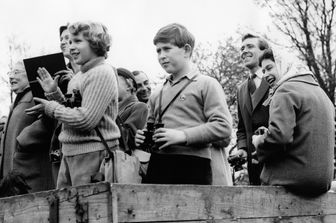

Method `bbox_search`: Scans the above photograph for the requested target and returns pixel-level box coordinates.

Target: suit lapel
[251,78,269,111]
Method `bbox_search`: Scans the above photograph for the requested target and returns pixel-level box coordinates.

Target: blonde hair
[68,21,111,58]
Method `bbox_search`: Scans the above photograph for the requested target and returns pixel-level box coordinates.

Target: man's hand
[153,128,187,150]
[135,129,145,147]
[36,67,60,93]
[232,148,248,159]
[252,134,265,149]
[25,98,48,116]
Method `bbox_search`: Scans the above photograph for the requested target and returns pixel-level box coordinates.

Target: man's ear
[183,44,192,57]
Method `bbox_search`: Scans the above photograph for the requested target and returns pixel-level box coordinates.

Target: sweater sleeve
[257,87,297,162]
[44,65,117,131]
[124,102,149,149]
[45,87,66,103]
[183,78,232,145]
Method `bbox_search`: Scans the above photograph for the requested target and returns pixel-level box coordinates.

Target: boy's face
[69,32,98,66]
[155,42,189,76]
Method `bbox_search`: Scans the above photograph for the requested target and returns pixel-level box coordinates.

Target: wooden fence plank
[0,183,335,223]
[0,182,111,223]
[113,184,336,223]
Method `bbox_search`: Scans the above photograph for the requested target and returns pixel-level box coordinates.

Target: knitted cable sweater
[44,57,120,156]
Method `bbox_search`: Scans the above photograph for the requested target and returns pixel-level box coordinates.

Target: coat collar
[118,94,138,113]
[251,78,269,111]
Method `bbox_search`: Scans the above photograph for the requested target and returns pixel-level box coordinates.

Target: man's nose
[241,48,248,57]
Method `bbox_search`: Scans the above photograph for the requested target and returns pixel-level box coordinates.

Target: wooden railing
[0,182,335,222]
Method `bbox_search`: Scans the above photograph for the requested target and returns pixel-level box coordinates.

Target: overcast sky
[0,0,273,116]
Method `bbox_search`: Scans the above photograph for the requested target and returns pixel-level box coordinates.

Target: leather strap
[158,75,197,123]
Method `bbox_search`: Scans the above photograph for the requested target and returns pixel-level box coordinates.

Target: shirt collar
[249,68,263,79]
[165,66,198,85]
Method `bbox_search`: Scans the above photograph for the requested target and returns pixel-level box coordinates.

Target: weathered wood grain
[112,184,336,223]
[0,183,335,223]
[0,182,111,223]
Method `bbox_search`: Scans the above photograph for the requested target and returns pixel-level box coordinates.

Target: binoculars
[140,122,164,152]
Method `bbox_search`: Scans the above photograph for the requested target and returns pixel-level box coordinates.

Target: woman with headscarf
[252,48,335,196]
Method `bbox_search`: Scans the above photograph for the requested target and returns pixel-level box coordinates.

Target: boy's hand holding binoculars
[135,127,187,151]
[153,128,187,150]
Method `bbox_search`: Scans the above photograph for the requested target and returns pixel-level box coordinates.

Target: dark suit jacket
[236,77,269,185]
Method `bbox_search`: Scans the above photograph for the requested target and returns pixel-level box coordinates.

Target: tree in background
[192,37,249,127]
[257,0,336,104]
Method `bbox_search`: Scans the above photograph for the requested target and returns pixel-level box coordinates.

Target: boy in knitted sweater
[26,21,120,188]
[135,23,232,184]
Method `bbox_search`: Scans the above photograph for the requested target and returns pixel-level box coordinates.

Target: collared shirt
[250,68,263,89]
[165,69,195,86]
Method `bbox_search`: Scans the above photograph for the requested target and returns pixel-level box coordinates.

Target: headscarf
[272,47,313,88]
[263,47,314,106]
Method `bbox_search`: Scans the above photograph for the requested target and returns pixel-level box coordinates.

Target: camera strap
[158,74,197,123]
[95,127,114,158]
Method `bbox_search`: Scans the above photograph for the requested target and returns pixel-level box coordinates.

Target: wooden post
[0,182,111,223]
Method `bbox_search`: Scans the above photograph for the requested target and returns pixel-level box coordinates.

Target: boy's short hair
[153,23,195,53]
[68,21,111,58]
[242,33,269,51]
[259,48,275,67]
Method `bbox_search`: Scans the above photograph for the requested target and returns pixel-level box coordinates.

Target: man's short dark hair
[242,33,269,50]
[59,25,68,37]
[259,48,275,67]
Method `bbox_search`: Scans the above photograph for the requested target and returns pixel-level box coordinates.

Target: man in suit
[235,34,270,185]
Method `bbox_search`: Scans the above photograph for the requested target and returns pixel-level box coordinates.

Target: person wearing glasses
[0,61,53,192]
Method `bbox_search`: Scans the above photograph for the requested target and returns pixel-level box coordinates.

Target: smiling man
[0,61,53,192]
[132,71,151,104]
[234,34,270,185]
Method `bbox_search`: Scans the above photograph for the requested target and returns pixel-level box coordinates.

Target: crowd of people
[0,21,334,197]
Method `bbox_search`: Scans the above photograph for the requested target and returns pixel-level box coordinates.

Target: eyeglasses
[7,70,26,76]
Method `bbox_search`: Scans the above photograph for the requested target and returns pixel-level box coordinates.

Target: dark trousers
[248,163,263,185]
[143,153,212,185]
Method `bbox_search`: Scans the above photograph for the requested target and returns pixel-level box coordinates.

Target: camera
[50,149,62,163]
[228,155,247,172]
[140,122,164,152]
[63,89,82,108]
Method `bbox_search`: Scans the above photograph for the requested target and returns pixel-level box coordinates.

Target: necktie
[248,74,257,94]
